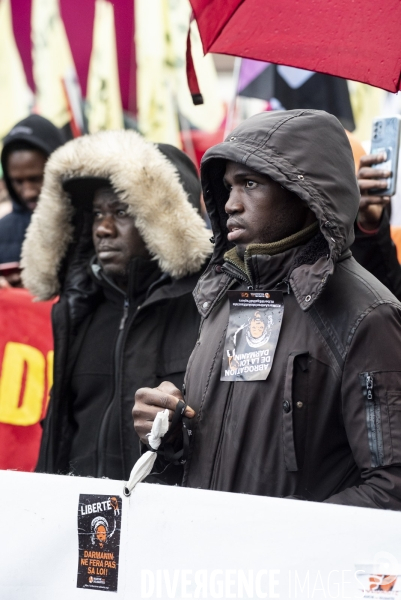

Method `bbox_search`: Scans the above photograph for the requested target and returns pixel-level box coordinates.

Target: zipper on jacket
[119,297,129,330]
[96,295,129,477]
[209,382,234,489]
[360,372,384,468]
[222,261,253,289]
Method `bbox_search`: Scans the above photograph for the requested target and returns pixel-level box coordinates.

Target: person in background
[21,130,212,481]
[349,130,401,299]
[0,114,65,287]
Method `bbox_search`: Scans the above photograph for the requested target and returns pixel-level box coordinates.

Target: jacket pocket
[360,371,401,467]
[282,351,309,472]
[360,372,384,467]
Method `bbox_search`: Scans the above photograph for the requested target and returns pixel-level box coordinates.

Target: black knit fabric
[291,231,329,271]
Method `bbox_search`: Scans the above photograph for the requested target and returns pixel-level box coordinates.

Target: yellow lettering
[0,342,45,426]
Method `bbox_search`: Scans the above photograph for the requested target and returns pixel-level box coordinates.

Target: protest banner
[1,469,401,599]
[0,288,53,471]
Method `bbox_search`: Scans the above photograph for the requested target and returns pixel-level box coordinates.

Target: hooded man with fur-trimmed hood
[21,129,212,480]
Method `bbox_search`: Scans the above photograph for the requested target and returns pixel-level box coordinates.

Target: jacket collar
[223,246,299,290]
[223,221,319,285]
[91,256,162,304]
[194,231,335,317]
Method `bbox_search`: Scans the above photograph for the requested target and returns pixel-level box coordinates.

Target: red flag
[0,289,53,471]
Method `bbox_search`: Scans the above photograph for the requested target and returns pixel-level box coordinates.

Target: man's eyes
[223,180,258,190]
[92,208,127,217]
[11,177,42,185]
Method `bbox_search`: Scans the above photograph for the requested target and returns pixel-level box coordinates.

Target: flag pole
[224,56,241,139]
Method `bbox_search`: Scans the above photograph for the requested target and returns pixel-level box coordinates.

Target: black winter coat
[37,258,202,480]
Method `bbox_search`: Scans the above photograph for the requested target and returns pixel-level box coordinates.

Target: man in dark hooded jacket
[134,109,401,510]
[0,114,65,273]
[21,129,212,481]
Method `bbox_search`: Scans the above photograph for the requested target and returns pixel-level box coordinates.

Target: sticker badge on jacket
[77,494,122,592]
[221,291,284,381]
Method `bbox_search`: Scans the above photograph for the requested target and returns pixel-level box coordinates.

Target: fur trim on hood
[21,130,212,300]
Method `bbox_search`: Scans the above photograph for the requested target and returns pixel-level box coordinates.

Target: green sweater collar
[224,221,319,275]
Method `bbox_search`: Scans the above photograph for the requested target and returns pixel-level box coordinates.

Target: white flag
[135,0,224,146]
[86,0,124,133]
[135,0,180,145]
[32,0,82,129]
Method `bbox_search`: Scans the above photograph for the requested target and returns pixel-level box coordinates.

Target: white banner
[2,469,401,599]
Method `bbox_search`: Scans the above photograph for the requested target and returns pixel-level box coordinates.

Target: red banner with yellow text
[0,288,54,471]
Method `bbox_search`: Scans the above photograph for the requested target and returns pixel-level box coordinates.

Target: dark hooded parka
[182,110,401,509]
[21,130,212,480]
[0,114,65,263]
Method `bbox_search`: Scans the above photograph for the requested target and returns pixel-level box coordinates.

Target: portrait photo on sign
[77,493,122,592]
[221,291,284,382]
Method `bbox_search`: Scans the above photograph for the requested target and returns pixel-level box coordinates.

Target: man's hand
[133,381,196,445]
[357,153,391,231]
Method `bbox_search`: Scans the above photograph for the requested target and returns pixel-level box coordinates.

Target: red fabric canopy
[189,0,401,93]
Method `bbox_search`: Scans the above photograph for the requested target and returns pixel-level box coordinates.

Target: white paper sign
[2,470,401,599]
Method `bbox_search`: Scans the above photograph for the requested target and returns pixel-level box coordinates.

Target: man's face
[223,161,315,259]
[249,312,265,338]
[7,150,47,212]
[95,525,107,546]
[92,187,150,289]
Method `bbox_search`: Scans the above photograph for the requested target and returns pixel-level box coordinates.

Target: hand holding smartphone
[368,116,401,196]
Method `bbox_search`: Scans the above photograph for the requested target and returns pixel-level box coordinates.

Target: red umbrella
[189,0,401,92]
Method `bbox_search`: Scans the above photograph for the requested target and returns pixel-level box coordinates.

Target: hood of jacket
[1,114,65,206]
[21,130,212,300]
[200,109,360,310]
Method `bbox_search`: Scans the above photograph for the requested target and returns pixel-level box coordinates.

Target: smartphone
[369,115,401,196]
